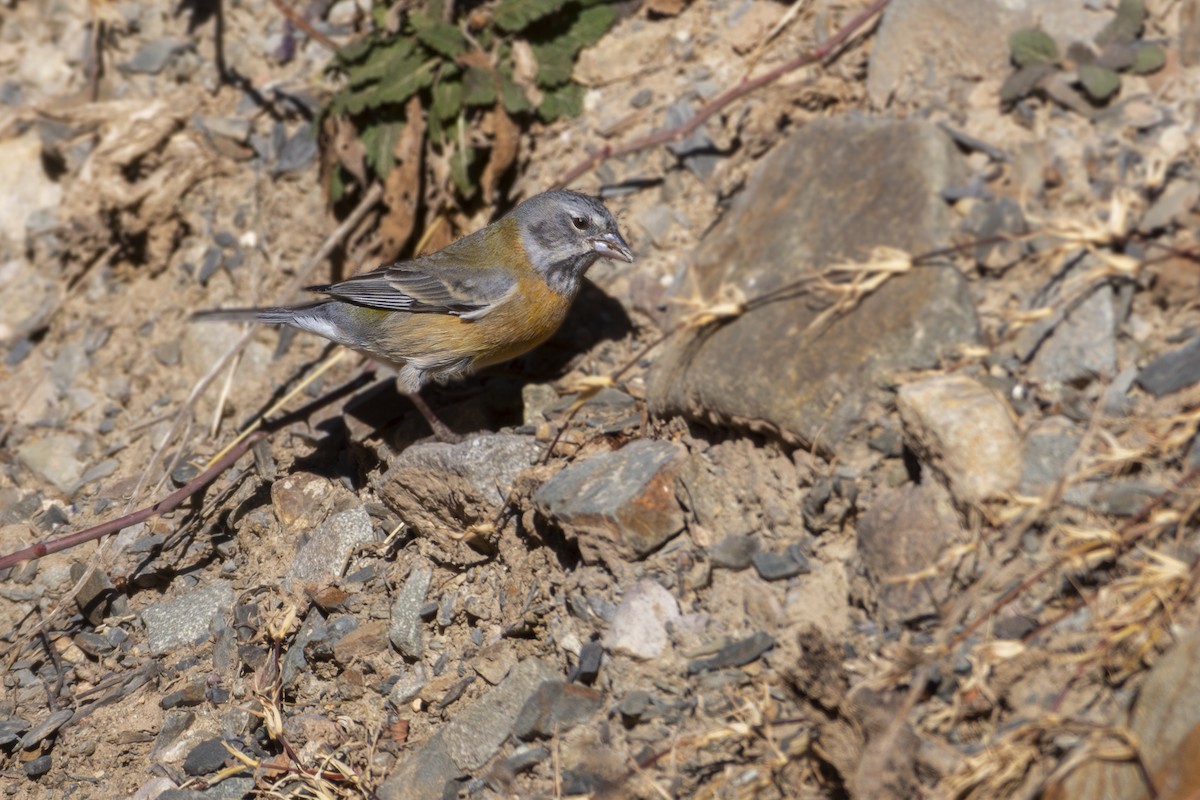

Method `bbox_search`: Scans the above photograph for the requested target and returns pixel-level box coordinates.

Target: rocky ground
[4,0,1200,797]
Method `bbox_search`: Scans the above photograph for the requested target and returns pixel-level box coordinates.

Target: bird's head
[512,190,634,296]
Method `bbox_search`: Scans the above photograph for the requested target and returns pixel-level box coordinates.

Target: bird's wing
[308,248,518,319]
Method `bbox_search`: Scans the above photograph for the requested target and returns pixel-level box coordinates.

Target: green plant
[322,0,615,220]
[1000,0,1164,108]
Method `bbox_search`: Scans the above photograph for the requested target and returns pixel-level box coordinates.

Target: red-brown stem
[0,372,373,571]
[268,0,340,51]
[552,0,891,189]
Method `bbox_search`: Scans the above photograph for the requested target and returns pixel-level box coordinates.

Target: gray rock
[194,115,252,144]
[273,126,319,177]
[1022,274,1118,387]
[856,482,966,625]
[141,580,233,656]
[372,433,540,539]
[390,560,433,659]
[379,659,559,800]
[751,544,810,581]
[183,737,230,775]
[868,0,1110,107]
[23,755,51,778]
[1137,335,1200,397]
[156,776,255,800]
[1089,481,1162,517]
[70,561,116,626]
[151,710,197,760]
[1019,418,1083,499]
[663,98,720,179]
[0,718,29,747]
[133,777,179,800]
[19,708,72,749]
[648,118,979,448]
[389,663,428,707]
[513,681,604,740]
[1140,178,1200,232]
[687,632,775,673]
[602,579,680,660]
[710,534,759,571]
[285,506,375,591]
[897,374,1022,505]
[121,37,193,75]
[534,440,686,563]
[17,434,85,495]
[441,658,559,768]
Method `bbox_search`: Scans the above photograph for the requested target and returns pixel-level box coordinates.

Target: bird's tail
[191,307,299,325]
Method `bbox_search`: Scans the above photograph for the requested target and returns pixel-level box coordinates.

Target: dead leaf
[480,104,519,202]
[510,40,545,108]
[330,115,367,188]
[646,0,692,16]
[378,96,425,260]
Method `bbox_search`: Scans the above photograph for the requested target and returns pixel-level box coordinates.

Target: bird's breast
[470,277,573,368]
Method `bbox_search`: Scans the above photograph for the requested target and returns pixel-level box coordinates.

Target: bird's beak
[592,232,634,263]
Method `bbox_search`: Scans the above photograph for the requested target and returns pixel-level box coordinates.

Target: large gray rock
[1048,626,1200,799]
[372,433,541,539]
[897,374,1022,505]
[379,658,559,800]
[141,580,234,656]
[856,483,966,625]
[285,506,375,592]
[647,118,979,449]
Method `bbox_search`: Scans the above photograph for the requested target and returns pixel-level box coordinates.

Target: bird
[193,190,634,441]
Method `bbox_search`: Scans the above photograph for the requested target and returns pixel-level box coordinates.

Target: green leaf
[337,58,437,115]
[451,144,477,198]
[1096,0,1145,46]
[532,40,575,87]
[362,121,403,179]
[1078,63,1121,100]
[499,68,533,114]
[343,38,418,89]
[493,0,565,32]
[538,82,584,121]
[335,37,375,68]
[1009,28,1059,67]
[428,113,446,146]
[999,61,1055,103]
[432,77,464,121]
[1130,42,1166,74]
[567,4,616,49]
[410,11,467,58]
[462,66,497,106]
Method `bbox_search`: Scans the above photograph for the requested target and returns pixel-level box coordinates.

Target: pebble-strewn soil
[5,0,1200,798]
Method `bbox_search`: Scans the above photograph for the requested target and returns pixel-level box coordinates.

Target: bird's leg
[406,389,463,443]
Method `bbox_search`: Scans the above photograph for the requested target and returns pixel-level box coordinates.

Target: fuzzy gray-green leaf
[1096,0,1145,46]
[1009,28,1059,67]
[1130,43,1165,74]
[999,61,1055,103]
[1078,63,1121,100]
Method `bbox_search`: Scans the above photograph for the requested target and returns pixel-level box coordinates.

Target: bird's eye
[570,215,588,230]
